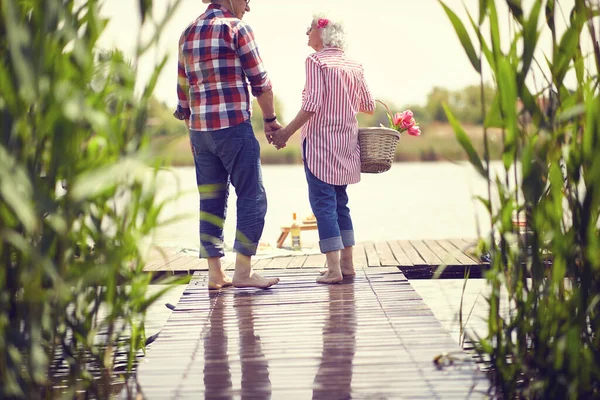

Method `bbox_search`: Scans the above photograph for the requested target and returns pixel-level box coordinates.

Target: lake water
[153,161,507,253]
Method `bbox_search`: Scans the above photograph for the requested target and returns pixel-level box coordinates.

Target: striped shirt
[301,48,376,185]
[174,4,272,131]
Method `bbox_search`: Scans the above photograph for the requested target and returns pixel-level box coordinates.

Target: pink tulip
[401,110,414,121]
[392,112,403,126]
[401,117,415,130]
[408,125,421,136]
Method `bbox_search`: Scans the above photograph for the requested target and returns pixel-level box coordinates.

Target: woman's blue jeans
[304,153,355,253]
[189,120,267,258]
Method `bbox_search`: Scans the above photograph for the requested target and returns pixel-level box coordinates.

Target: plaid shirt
[174,4,272,131]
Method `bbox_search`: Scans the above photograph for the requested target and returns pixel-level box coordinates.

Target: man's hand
[264,119,282,144]
[270,127,291,150]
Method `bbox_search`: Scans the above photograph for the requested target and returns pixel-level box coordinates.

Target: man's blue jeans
[304,157,355,254]
[189,120,267,258]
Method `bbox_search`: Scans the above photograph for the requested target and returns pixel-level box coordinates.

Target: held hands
[269,127,291,150]
[264,120,282,144]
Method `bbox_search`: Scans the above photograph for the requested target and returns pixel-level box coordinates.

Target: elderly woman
[271,15,375,284]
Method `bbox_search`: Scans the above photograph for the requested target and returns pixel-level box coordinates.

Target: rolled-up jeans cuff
[340,230,355,247]
[319,236,344,253]
[199,245,225,259]
[234,240,258,257]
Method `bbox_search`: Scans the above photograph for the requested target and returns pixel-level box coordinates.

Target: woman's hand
[270,127,291,149]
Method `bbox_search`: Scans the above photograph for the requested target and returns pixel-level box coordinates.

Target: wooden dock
[143,239,486,279]
[137,268,488,398]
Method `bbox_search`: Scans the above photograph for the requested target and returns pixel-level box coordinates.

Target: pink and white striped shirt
[301,47,375,186]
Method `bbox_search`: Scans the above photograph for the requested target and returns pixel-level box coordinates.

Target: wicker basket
[358,127,400,173]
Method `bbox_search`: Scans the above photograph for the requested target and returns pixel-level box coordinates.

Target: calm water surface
[154,161,508,252]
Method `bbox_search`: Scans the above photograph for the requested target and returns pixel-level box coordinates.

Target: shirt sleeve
[359,69,376,113]
[301,55,324,112]
[236,22,272,97]
[173,33,191,120]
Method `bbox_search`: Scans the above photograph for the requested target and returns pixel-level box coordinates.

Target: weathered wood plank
[398,241,426,265]
[137,268,488,398]
[423,240,461,266]
[364,242,381,267]
[450,238,480,263]
[156,255,194,272]
[353,243,368,269]
[412,240,443,266]
[143,248,179,272]
[252,258,273,270]
[222,260,234,271]
[437,239,476,265]
[303,253,326,269]
[375,241,398,267]
[287,255,308,269]
[388,240,413,267]
[266,256,293,270]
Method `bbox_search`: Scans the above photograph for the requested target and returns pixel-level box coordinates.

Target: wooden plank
[424,240,461,266]
[450,238,480,263]
[374,241,398,267]
[156,254,198,272]
[137,268,488,398]
[286,255,308,269]
[364,242,381,267]
[186,258,209,272]
[253,258,273,270]
[353,243,368,269]
[303,253,326,269]
[222,260,234,271]
[151,253,186,272]
[437,239,477,265]
[398,241,426,265]
[266,256,293,270]
[388,240,413,267]
[412,240,443,266]
[143,248,179,272]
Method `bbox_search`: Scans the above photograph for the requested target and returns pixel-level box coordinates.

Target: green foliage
[251,95,286,131]
[426,84,496,124]
[147,96,188,137]
[0,0,181,397]
[441,0,600,398]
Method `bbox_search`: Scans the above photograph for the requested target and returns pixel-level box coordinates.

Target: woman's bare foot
[208,271,233,290]
[319,265,356,276]
[232,271,280,289]
[316,271,343,284]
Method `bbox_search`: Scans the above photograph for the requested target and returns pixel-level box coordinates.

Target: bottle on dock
[290,213,301,250]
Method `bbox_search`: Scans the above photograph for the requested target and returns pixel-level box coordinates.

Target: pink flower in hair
[317,18,329,29]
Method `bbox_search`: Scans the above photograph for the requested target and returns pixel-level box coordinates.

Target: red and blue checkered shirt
[174,4,272,131]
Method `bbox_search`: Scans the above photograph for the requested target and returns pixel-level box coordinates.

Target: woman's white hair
[313,13,346,51]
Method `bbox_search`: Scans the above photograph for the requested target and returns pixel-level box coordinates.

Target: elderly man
[174,0,280,289]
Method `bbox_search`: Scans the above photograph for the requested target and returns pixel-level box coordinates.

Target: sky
[97,0,593,121]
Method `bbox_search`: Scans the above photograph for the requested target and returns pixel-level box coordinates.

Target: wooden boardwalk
[143,239,485,279]
[137,268,488,398]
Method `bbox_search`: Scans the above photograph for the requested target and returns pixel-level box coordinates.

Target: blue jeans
[304,151,355,253]
[189,120,267,258]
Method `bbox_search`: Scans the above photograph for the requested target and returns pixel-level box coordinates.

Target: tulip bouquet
[377,100,421,136]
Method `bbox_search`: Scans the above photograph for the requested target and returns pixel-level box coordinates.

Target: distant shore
[151,122,503,166]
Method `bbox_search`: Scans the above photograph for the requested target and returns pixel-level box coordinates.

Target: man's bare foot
[232,271,280,289]
[316,271,343,284]
[319,265,356,276]
[208,272,233,290]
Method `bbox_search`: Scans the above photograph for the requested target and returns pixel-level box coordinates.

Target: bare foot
[319,265,356,276]
[316,271,343,284]
[208,271,233,290]
[232,271,280,289]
